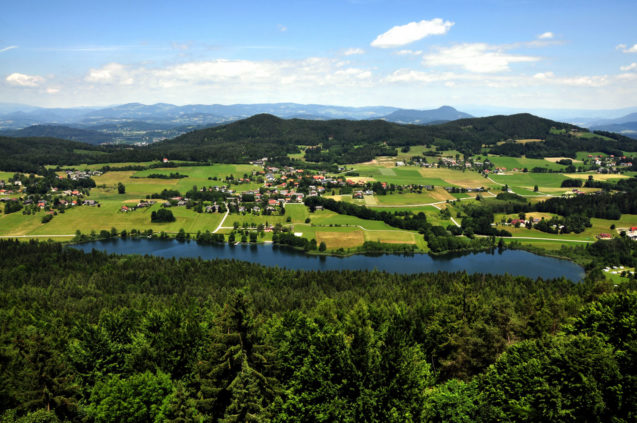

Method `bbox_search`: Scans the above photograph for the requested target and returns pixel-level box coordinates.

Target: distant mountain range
[588,112,637,139]
[3,101,637,143]
[381,106,472,124]
[0,102,473,144]
[0,102,401,129]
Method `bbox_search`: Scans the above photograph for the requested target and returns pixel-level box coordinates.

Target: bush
[151,208,176,223]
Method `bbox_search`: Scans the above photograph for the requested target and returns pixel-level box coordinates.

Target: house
[120,205,130,212]
[597,233,612,239]
[163,157,169,163]
[395,161,405,166]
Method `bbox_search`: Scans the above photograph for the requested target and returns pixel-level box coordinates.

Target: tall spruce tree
[196,291,278,421]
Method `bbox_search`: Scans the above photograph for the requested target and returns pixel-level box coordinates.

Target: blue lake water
[71,238,586,282]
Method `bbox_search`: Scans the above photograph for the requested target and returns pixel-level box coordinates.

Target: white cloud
[395,49,423,56]
[83,58,375,92]
[277,24,287,32]
[344,48,365,56]
[85,63,134,85]
[538,32,554,40]
[620,63,637,71]
[371,18,453,48]
[533,72,555,79]
[46,87,60,94]
[423,43,539,73]
[385,69,460,84]
[5,72,45,87]
[0,45,17,53]
[617,43,637,53]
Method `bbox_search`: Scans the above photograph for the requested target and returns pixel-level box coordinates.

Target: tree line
[0,240,635,422]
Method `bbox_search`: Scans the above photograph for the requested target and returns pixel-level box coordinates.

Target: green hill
[1,113,635,170]
[0,124,115,145]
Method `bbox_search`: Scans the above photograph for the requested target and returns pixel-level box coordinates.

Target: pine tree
[13,329,79,420]
[196,291,278,421]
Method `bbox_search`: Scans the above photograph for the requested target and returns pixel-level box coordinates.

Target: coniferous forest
[0,240,635,422]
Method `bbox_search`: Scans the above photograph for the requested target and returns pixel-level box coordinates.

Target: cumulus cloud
[620,63,637,71]
[83,58,374,92]
[385,69,461,84]
[344,48,365,56]
[533,72,555,79]
[533,71,609,86]
[5,72,45,87]
[423,43,539,73]
[46,87,60,94]
[85,63,134,85]
[371,18,453,48]
[538,32,554,39]
[617,43,637,53]
[0,45,17,53]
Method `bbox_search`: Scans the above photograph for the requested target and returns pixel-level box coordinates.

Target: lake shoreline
[68,237,586,282]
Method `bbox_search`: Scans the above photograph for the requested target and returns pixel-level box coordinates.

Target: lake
[72,238,586,282]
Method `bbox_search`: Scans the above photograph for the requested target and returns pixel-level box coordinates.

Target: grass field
[0,201,226,236]
[490,172,569,189]
[475,155,569,171]
[562,173,631,181]
[0,171,15,181]
[492,213,637,243]
[375,193,438,205]
[342,165,497,191]
[3,159,635,254]
[315,231,365,249]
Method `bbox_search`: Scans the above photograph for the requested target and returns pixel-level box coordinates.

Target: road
[213,203,229,233]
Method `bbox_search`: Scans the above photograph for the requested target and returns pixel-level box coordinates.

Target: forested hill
[148,112,584,163]
[0,125,114,145]
[2,113,636,171]
[160,112,576,147]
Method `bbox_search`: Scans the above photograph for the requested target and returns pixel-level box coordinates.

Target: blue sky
[1,0,636,109]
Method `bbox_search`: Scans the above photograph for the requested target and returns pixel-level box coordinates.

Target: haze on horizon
[1,0,636,111]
